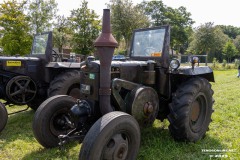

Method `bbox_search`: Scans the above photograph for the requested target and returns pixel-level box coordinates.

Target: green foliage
[218,25,240,39]
[222,41,238,63]
[68,0,100,55]
[139,1,194,54]
[212,57,219,69]
[53,15,71,53]
[222,59,227,67]
[27,0,58,34]
[108,0,150,48]
[0,0,32,55]
[188,22,229,63]
[233,35,240,53]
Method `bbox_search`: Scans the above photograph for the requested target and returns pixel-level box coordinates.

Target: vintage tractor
[33,9,214,159]
[0,32,83,132]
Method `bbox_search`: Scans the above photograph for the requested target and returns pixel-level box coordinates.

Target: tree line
[0,0,240,63]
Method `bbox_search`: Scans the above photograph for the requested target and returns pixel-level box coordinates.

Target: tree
[222,41,238,63]
[0,0,32,55]
[53,15,71,53]
[188,22,228,55]
[108,0,150,49]
[139,1,194,54]
[218,25,240,39]
[27,0,58,34]
[233,35,240,54]
[69,0,101,56]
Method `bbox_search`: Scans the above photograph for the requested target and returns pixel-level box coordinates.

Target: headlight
[170,59,180,70]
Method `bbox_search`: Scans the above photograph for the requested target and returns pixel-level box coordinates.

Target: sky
[0,0,239,27]
[57,0,240,28]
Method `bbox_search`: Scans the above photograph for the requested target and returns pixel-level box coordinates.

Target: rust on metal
[94,9,118,47]
[94,9,118,115]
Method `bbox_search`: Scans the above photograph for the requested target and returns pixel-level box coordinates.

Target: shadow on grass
[0,110,226,160]
[0,107,80,159]
[0,108,35,142]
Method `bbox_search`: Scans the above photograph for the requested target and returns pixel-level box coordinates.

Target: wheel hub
[103,133,129,160]
[126,87,159,127]
[6,76,37,104]
[191,101,200,122]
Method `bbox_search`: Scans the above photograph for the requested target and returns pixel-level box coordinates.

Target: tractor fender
[171,66,214,82]
[45,62,81,69]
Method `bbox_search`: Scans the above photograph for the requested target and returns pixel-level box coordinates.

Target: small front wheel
[32,95,75,148]
[0,102,8,132]
[79,111,140,160]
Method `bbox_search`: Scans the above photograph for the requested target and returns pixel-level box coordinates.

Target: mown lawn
[0,70,240,160]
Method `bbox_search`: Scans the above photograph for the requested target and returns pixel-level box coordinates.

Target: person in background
[238,64,240,78]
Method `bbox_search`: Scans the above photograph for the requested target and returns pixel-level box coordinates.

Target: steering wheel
[143,47,156,56]
[52,50,61,62]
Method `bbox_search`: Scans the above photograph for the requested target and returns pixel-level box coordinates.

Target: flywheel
[6,76,37,105]
[126,86,159,127]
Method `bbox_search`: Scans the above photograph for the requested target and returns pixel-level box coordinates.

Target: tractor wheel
[168,77,214,142]
[6,76,37,105]
[32,95,75,148]
[79,111,140,160]
[48,70,80,99]
[0,102,8,132]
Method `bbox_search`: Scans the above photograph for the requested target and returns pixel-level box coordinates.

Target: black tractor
[32,9,214,159]
[0,32,82,132]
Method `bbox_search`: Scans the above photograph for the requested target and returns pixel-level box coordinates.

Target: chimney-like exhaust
[94,9,118,115]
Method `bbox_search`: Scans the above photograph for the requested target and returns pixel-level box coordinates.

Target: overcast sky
[0,0,239,27]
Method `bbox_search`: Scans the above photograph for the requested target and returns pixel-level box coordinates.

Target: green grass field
[0,70,240,160]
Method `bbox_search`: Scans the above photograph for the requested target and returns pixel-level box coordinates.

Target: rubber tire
[79,111,141,160]
[168,77,214,142]
[0,102,8,132]
[32,95,75,148]
[48,70,80,98]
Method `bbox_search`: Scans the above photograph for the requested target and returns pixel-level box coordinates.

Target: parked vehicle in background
[0,32,82,132]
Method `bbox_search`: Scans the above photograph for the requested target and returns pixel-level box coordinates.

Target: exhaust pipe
[94,9,118,115]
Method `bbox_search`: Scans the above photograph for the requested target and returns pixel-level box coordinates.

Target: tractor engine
[71,58,164,127]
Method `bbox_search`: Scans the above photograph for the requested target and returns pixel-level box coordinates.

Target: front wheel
[79,111,141,160]
[168,77,214,142]
[32,95,75,148]
[0,102,8,132]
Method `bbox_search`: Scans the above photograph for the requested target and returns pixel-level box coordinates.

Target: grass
[0,70,240,160]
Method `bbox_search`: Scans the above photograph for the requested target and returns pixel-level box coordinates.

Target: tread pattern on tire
[0,103,8,132]
[48,70,80,97]
[168,77,214,142]
[79,111,141,160]
[32,95,75,148]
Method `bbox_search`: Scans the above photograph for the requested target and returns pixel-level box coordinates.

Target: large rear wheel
[0,102,8,132]
[168,77,214,142]
[32,95,75,148]
[48,70,81,99]
[79,111,140,160]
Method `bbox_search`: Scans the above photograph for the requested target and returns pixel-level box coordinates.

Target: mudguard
[172,66,215,82]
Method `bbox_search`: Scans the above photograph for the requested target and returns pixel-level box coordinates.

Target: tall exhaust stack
[94,9,118,115]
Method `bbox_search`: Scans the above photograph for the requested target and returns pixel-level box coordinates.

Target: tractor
[32,9,214,159]
[0,32,83,132]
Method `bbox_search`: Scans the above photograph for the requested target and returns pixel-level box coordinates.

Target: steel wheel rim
[50,108,73,136]
[102,132,130,160]
[190,92,207,133]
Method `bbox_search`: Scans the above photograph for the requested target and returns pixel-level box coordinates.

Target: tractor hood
[0,56,41,78]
